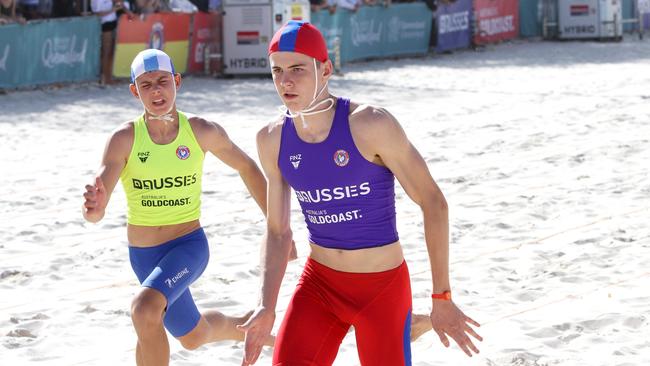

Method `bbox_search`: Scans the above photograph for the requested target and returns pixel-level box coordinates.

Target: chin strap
[146,112,175,122]
[278,58,335,128]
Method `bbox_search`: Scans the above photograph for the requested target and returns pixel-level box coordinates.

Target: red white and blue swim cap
[268,21,328,62]
[130,49,176,83]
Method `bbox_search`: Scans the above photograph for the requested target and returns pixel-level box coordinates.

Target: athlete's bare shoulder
[187,115,225,136]
[106,120,135,157]
[256,114,285,147]
[186,115,231,153]
[112,120,134,138]
[187,115,220,131]
[187,114,211,126]
[348,101,400,137]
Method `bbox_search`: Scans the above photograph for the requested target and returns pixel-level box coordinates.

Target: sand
[1,36,649,365]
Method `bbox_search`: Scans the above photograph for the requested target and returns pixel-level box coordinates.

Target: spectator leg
[100,30,115,85]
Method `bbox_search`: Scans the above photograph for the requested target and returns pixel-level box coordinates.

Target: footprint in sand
[6,328,37,338]
[49,257,74,271]
[573,238,596,245]
[4,314,47,348]
[0,270,33,286]
[1,270,21,279]
[578,315,619,331]
[10,313,50,323]
[622,316,646,329]
[106,309,129,317]
[79,305,98,313]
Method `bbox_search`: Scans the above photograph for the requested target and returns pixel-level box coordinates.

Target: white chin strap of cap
[136,77,177,123]
[278,58,335,128]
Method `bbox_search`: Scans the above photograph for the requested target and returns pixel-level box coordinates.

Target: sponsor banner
[519,0,542,37]
[347,6,386,60]
[473,0,519,45]
[0,24,22,88]
[622,0,635,32]
[623,0,650,32]
[0,17,100,89]
[113,13,191,78]
[312,3,432,64]
[383,5,431,54]
[311,8,349,62]
[436,0,472,52]
[188,12,223,74]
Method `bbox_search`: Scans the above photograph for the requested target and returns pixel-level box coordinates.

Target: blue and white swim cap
[130,49,176,83]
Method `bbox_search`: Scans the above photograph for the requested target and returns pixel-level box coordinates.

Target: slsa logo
[333,150,349,167]
[176,145,190,160]
[290,154,302,169]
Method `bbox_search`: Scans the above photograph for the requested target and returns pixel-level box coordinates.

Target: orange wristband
[431,291,452,301]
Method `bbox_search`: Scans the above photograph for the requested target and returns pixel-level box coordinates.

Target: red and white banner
[188,12,223,74]
[473,0,519,45]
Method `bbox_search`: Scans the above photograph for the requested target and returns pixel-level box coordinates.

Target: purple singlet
[278,98,399,250]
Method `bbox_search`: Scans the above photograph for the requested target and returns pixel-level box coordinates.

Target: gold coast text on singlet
[120,112,204,226]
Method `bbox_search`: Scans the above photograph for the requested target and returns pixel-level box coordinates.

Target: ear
[321,59,334,81]
[174,73,182,91]
[129,83,140,99]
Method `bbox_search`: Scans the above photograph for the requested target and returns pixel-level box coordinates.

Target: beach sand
[1,37,649,365]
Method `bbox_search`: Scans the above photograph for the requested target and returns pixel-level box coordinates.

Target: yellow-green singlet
[120,111,204,226]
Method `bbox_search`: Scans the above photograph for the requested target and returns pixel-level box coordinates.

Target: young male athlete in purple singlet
[239,21,482,365]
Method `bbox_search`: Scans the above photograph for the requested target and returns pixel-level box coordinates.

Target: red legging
[273,258,412,366]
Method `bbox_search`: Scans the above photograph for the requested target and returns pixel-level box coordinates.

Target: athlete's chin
[283,99,307,111]
[148,103,171,114]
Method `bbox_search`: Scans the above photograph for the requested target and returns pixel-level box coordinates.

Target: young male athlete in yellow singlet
[82,49,279,365]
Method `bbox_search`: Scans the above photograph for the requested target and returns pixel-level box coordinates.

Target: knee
[177,319,208,350]
[131,291,166,330]
[179,336,202,351]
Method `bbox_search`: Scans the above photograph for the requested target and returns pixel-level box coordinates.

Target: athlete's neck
[292,93,337,132]
[145,107,178,122]
[144,108,179,135]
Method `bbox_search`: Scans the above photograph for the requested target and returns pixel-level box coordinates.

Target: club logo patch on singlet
[333,149,349,167]
[176,145,190,160]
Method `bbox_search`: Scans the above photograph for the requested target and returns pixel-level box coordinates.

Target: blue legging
[128,228,209,337]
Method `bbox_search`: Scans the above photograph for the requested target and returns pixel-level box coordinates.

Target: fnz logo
[138,151,150,163]
[290,154,302,169]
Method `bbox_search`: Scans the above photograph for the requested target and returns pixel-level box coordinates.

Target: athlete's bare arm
[350,104,482,356]
[82,123,134,223]
[190,117,268,216]
[239,119,293,366]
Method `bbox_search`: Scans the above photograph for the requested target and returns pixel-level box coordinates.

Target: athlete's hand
[82,176,108,222]
[238,306,275,365]
[430,300,482,357]
[288,240,298,261]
